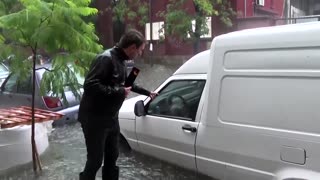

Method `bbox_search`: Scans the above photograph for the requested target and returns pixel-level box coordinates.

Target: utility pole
[244,0,247,17]
[149,0,153,66]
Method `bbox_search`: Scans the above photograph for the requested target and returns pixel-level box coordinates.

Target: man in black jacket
[78,29,157,180]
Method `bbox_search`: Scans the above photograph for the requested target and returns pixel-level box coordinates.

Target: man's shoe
[102,166,119,180]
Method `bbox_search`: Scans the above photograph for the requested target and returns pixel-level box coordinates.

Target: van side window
[147,80,205,121]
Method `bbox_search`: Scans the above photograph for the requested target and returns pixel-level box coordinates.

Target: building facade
[281,0,320,24]
[234,0,285,29]
[94,0,287,58]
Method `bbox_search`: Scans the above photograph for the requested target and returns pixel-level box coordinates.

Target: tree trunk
[193,1,204,54]
[193,37,200,55]
[31,52,42,173]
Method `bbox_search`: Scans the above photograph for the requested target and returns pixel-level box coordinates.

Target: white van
[119,22,320,180]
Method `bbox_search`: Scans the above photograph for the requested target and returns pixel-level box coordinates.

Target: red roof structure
[0,106,63,129]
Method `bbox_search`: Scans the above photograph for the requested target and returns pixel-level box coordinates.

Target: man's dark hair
[117,29,146,49]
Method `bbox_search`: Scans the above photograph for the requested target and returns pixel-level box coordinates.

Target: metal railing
[275,15,320,25]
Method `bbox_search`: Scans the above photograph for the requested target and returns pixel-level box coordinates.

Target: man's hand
[124,87,132,97]
[149,92,158,100]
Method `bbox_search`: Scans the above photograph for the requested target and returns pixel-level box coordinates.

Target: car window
[0,64,7,73]
[4,74,18,93]
[38,67,84,92]
[147,80,205,121]
[17,75,32,94]
[75,73,84,85]
[3,74,32,94]
[0,64,8,87]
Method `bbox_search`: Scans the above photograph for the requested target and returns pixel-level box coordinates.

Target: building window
[201,17,212,38]
[188,17,212,38]
[145,21,165,41]
[256,0,265,6]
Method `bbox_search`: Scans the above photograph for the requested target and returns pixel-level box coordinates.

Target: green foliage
[160,0,235,52]
[0,0,22,16]
[112,0,149,28]
[0,0,103,102]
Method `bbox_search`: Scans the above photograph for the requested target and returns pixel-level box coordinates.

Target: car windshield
[0,63,8,74]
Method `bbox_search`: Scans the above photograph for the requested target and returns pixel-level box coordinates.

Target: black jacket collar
[111,46,129,62]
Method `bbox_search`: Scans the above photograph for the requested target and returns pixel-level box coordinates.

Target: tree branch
[40,0,56,25]
[18,28,33,50]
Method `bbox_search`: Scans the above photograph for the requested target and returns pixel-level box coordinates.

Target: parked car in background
[0,63,82,126]
[0,63,9,87]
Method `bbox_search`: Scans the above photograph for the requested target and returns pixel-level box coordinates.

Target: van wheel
[119,134,131,155]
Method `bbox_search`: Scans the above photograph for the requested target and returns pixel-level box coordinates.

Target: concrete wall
[137,55,193,66]
[236,16,276,30]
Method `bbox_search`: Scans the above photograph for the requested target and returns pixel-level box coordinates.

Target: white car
[119,22,320,180]
[119,50,208,174]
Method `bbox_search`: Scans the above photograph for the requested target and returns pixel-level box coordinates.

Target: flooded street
[0,63,214,180]
[0,123,213,180]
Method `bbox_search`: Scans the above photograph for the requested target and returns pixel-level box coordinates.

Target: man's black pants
[80,122,120,180]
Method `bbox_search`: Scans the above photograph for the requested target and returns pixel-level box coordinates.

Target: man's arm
[131,84,150,96]
[131,84,158,99]
[83,55,125,97]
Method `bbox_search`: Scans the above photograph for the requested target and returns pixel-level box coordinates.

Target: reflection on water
[0,63,215,180]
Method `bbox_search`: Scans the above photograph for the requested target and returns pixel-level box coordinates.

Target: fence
[275,15,320,25]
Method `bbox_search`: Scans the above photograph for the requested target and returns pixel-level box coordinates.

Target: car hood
[119,95,147,120]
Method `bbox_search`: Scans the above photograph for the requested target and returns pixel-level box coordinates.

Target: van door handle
[182,125,197,133]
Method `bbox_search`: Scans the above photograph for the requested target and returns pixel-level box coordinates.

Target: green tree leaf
[112,0,149,28]
[160,0,236,54]
[0,0,103,100]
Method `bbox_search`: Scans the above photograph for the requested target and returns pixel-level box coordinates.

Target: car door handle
[182,125,197,133]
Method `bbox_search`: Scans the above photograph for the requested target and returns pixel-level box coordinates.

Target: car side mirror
[134,100,146,117]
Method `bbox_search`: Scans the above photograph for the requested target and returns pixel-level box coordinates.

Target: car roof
[35,63,52,70]
[173,50,210,75]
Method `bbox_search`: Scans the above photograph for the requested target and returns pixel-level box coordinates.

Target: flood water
[0,63,215,180]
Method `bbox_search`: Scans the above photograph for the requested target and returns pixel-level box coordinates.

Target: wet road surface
[0,123,214,180]
[0,63,215,180]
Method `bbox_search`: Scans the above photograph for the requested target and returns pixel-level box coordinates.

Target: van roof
[174,22,320,75]
[173,50,210,75]
[214,22,320,50]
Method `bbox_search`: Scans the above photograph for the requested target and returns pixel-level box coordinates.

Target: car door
[0,74,32,108]
[135,75,206,171]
